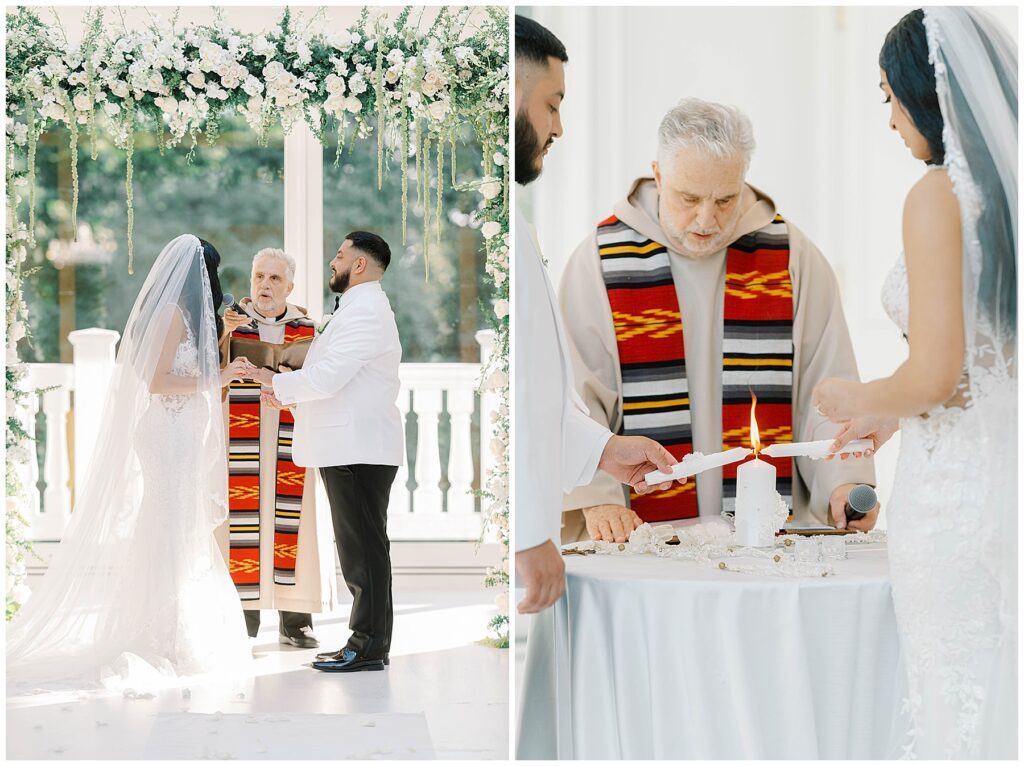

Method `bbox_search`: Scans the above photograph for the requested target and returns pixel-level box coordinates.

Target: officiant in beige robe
[559,99,877,544]
[217,248,337,648]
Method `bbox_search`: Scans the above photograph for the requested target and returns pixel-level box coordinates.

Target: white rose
[494,299,509,319]
[9,321,25,343]
[480,178,502,200]
[177,100,196,118]
[344,95,362,113]
[252,35,274,57]
[111,80,130,98]
[384,67,400,85]
[364,38,376,52]
[242,76,263,96]
[348,73,367,95]
[72,92,92,112]
[10,584,32,606]
[296,41,312,66]
[103,101,121,117]
[493,152,506,167]
[481,221,501,239]
[262,61,286,82]
[486,369,509,390]
[427,99,448,122]
[187,71,205,89]
[155,95,178,114]
[325,73,346,95]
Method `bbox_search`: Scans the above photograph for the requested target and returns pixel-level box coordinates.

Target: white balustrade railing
[18,328,496,543]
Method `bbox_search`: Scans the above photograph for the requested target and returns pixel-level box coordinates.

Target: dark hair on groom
[515,15,568,66]
[345,231,391,271]
[878,9,945,165]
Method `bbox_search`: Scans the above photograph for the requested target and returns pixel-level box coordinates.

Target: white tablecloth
[516,542,904,759]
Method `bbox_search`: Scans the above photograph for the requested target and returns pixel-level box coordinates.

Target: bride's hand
[827,416,900,460]
[220,356,256,387]
[811,378,864,422]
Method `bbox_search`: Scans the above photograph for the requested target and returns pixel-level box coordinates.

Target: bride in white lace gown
[7,235,258,694]
[813,8,1016,759]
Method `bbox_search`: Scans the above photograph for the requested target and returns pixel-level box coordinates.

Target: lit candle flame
[750,393,761,456]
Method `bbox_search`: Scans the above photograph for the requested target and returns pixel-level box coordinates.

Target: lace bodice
[880,252,909,337]
[170,323,200,378]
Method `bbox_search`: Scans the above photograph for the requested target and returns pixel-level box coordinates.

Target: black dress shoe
[279,626,320,649]
[312,648,384,673]
[316,648,389,665]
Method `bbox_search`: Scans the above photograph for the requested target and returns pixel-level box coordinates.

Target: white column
[68,329,119,496]
[412,387,443,513]
[284,122,325,320]
[446,386,477,516]
[389,385,412,515]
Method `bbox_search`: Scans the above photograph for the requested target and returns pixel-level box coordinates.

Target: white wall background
[518,5,1018,520]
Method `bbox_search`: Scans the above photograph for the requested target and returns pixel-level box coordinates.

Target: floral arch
[4,6,510,642]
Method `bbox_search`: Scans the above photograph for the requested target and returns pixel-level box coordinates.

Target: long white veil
[7,234,250,692]
[924,5,1018,755]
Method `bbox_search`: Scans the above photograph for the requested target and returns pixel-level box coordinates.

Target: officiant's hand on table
[582,504,643,543]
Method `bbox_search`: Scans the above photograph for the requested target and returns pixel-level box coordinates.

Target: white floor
[7,590,509,760]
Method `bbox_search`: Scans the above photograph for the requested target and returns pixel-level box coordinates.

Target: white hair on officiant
[252,247,296,283]
[657,97,756,171]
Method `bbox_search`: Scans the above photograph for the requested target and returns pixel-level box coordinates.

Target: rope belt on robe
[227,318,316,600]
[597,213,795,523]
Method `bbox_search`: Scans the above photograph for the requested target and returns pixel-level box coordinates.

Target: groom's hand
[516,540,565,614]
[250,367,275,387]
[829,483,879,532]
[598,435,676,493]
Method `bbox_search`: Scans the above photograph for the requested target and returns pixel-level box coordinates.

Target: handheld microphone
[221,293,243,313]
[844,484,877,522]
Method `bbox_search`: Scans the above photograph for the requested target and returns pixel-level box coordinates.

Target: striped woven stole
[597,214,794,522]
[227,318,316,600]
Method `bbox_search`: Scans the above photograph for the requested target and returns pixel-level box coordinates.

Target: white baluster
[35,384,71,540]
[475,330,499,484]
[446,385,477,517]
[13,387,41,525]
[475,330,501,543]
[388,386,412,515]
[68,328,120,494]
[412,387,443,514]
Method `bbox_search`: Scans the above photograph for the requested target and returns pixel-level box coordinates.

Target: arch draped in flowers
[4,6,510,643]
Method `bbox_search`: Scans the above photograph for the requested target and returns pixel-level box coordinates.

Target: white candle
[734,457,778,547]
[644,446,753,485]
[760,438,874,460]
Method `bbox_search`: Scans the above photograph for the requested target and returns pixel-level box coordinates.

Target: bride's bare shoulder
[905,167,958,215]
[903,168,960,235]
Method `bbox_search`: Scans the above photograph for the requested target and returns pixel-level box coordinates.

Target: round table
[516,541,904,759]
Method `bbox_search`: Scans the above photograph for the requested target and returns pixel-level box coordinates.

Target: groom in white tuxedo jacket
[515,16,680,615]
[254,231,402,673]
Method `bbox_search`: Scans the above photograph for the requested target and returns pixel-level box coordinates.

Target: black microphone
[222,293,243,314]
[844,484,877,521]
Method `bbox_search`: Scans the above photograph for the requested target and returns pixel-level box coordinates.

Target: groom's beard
[329,267,352,294]
[515,109,548,186]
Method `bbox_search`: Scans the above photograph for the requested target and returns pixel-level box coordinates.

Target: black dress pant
[319,463,398,659]
[243,609,312,639]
